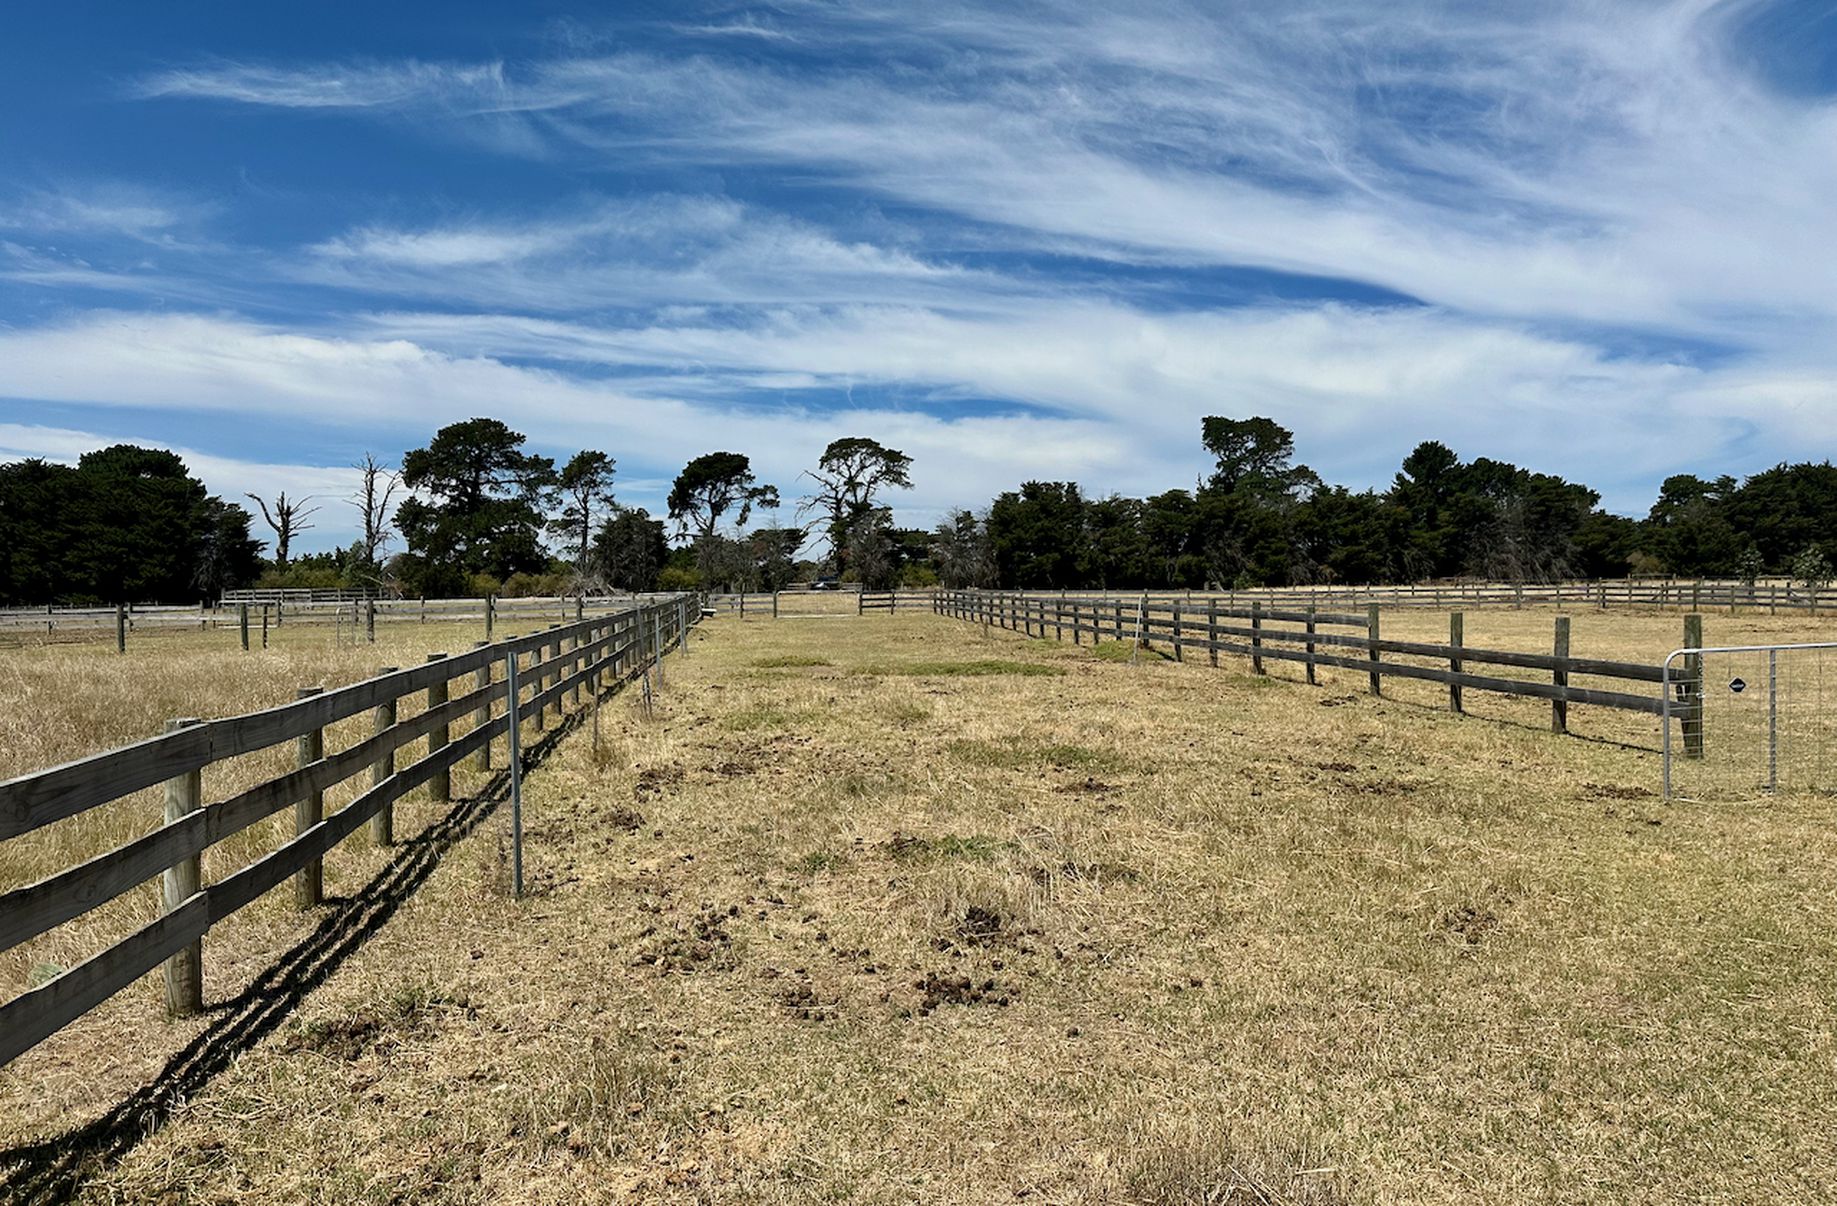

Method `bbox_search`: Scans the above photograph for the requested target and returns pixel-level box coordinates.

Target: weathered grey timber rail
[935,590,1696,733]
[0,594,699,1068]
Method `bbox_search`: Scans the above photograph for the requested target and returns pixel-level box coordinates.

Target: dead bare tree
[245,491,319,567]
[350,454,402,569]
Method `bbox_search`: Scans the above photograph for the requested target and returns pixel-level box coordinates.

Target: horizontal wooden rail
[0,594,700,1068]
[935,590,1677,724]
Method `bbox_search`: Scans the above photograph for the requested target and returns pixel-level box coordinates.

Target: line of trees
[6,413,1836,605]
[931,418,1837,591]
[0,447,262,606]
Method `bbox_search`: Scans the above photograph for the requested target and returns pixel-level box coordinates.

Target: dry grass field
[3,605,1836,1203]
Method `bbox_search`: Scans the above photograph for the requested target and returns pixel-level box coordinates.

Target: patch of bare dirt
[905,971,1015,1016]
[1586,781,1656,800]
[1441,904,1500,945]
[633,763,685,802]
[1055,777,1121,795]
[632,905,738,973]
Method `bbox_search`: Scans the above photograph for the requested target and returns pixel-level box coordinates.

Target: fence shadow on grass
[0,698,602,1204]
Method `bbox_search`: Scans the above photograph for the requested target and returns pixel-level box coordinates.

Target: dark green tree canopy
[1201,416,1317,500]
[396,419,557,595]
[591,504,667,593]
[0,445,261,605]
[988,481,1087,588]
[803,437,914,572]
[550,449,617,566]
[668,452,779,542]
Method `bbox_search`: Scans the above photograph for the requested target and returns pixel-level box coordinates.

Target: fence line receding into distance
[0,594,700,1069]
[934,589,1706,743]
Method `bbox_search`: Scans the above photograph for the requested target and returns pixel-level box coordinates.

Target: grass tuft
[1091,639,1172,662]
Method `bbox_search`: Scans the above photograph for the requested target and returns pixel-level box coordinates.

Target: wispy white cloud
[297,196,988,311]
[0,422,368,547]
[135,2,1837,340]
[0,302,1800,521]
[0,311,1131,531]
[136,59,518,111]
[1,0,1822,549]
[0,183,208,244]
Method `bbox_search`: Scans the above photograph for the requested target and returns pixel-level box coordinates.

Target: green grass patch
[857,659,1065,678]
[1091,639,1171,663]
[794,849,848,874]
[719,705,815,732]
[946,737,1130,774]
[881,832,1012,862]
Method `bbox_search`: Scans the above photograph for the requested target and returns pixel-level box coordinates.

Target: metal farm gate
[1663,643,1837,800]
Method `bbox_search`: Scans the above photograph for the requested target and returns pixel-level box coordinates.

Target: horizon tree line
[4,414,1835,605]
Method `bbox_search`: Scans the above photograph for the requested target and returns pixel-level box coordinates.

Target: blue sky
[2,1,1835,553]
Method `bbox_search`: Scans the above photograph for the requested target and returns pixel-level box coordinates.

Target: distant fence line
[935,589,1709,749]
[0,593,701,1068]
[218,588,374,605]
[707,590,937,617]
[0,595,685,650]
[705,578,1836,620]
[939,579,1834,614]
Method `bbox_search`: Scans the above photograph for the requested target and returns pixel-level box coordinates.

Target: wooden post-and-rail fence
[935,590,1703,743]
[0,594,700,1069]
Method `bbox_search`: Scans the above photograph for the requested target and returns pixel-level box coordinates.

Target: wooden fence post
[239,603,250,652]
[371,670,399,846]
[1305,606,1317,685]
[473,641,492,771]
[540,627,558,725]
[427,653,450,803]
[162,717,204,1017]
[1073,600,1083,645]
[1115,600,1125,642]
[116,603,127,654]
[1682,613,1704,759]
[1552,616,1570,734]
[1250,601,1264,675]
[1449,612,1464,713]
[1172,603,1184,662]
[261,605,270,649]
[294,687,325,908]
[1366,604,1382,696]
[773,591,780,620]
[485,594,496,642]
[567,629,581,708]
[1207,598,1218,667]
[366,600,376,643]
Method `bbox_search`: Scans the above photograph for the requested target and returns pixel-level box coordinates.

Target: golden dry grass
[0,617,554,998]
[3,605,1836,1203]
